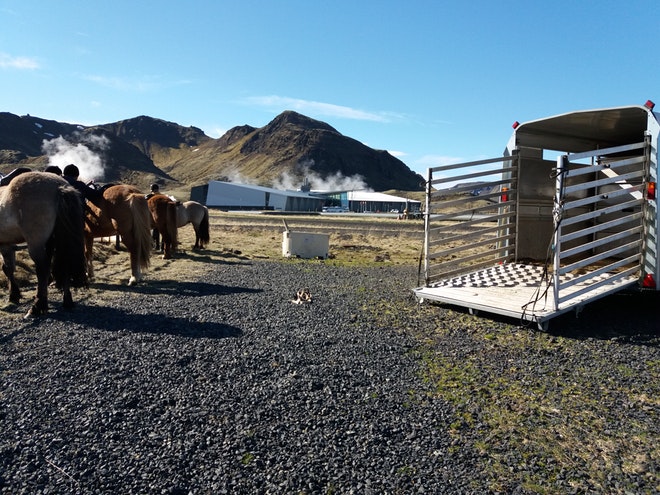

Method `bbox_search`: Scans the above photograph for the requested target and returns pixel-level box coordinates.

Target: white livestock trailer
[413,101,659,329]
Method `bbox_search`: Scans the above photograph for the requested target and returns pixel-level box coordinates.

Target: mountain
[0,111,425,192]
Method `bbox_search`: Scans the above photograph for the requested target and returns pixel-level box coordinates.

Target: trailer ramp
[415,262,637,330]
[414,140,649,330]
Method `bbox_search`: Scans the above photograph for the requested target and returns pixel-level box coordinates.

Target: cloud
[0,52,39,70]
[208,126,228,138]
[387,150,406,158]
[243,95,400,123]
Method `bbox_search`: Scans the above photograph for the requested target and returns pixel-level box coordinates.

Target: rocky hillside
[0,111,425,192]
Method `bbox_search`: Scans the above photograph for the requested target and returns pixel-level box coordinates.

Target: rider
[146,183,160,199]
[62,164,103,203]
[44,165,62,175]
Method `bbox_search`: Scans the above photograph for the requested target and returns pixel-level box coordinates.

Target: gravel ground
[1,259,658,494]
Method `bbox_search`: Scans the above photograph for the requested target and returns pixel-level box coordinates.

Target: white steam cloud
[272,160,371,192]
[41,134,108,181]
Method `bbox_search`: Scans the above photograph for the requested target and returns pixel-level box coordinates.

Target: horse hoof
[24,306,46,319]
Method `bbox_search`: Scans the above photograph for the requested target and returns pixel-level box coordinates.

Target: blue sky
[1,0,657,178]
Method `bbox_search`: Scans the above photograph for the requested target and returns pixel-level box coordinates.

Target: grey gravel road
[1,260,658,494]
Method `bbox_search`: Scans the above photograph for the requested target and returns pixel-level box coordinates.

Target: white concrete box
[282,231,329,259]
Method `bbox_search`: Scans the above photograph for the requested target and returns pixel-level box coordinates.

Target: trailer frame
[413,104,658,330]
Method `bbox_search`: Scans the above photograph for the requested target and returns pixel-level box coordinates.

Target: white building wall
[269,193,288,210]
[206,181,266,207]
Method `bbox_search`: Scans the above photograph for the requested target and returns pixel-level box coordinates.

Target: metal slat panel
[557,265,639,306]
[431,179,514,199]
[560,226,643,259]
[429,234,515,260]
[567,141,647,161]
[427,255,511,282]
[429,156,516,174]
[561,198,642,227]
[558,240,642,274]
[562,170,644,196]
[563,184,644,210]
[430,168,517,188]
[430,214,514,234]
[558,254,640,291]
[563,155,646,178]
[560,211,643,240]
[429,223,514,248]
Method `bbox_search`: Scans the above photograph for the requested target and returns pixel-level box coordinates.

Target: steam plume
[272,160,370,192]
[41,134,108,181]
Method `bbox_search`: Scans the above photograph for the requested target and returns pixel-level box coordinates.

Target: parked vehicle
[322,206,348,213]
[414,101,658,329]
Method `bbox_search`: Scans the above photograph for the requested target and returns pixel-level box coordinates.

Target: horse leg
[152,228,161,251]
[61,282,74,309]
[84,234,96,281]
[26,244,52,317]
[53,231,75,310]
[159,221,172,259]
[162,234,173,259]
[192,226,200,250]
[119,235,142,286]
[0,247,20,304]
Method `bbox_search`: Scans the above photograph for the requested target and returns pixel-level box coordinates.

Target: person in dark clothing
[62,164,103,202]
[146,183,160,199]
[44,165,62,175]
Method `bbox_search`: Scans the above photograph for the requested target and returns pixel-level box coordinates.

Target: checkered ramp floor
[431,263,613,289]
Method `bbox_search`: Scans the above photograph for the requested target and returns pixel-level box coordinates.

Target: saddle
[0,167,32,186]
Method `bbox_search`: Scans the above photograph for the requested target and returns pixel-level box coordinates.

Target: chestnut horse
[0,172,87,317]
[176,201,210,250]
[84,184,152,285]
[147,193,179,259]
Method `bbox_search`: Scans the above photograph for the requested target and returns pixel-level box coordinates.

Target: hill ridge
[0,111,424,192]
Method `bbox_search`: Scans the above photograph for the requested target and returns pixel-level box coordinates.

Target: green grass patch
[417,323,659,494]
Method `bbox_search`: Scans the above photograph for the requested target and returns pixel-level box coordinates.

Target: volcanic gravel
[1,260,658,494]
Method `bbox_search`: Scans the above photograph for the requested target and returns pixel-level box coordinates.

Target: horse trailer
[413,101,658,329]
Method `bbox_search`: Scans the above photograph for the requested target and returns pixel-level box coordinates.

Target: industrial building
[324,190,421,213]
[190,180,421,213]
[191,181,325,211]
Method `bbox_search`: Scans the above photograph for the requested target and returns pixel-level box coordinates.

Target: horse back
[85,184,142,235]
[0,172,69,244]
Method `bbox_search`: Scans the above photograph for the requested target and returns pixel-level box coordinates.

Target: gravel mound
[1,260,658,494]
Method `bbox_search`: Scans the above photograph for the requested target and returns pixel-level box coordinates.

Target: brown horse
[0,172,87,317]
[176,200,210,250]
[84,184,152,285]
[147,193,179,259]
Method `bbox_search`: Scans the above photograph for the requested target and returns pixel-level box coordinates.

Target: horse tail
[167,201,179,251]
[129,193,153,270]
[198,207,210,248]
[51,187,88,289]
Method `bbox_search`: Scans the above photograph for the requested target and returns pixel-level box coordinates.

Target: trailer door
[551,137,651,308]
